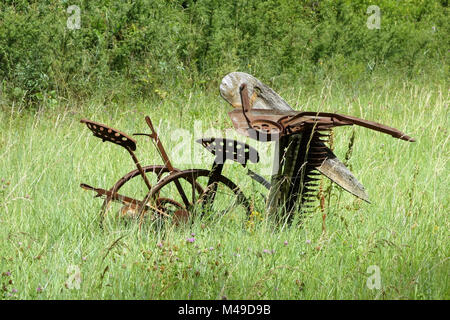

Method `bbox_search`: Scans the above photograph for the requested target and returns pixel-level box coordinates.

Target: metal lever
[138,116,191,213]
[142,116,175,172]
[133,133,152,137]
[239,83,252,127]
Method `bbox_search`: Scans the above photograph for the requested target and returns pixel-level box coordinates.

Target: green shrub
[0,0,448,107]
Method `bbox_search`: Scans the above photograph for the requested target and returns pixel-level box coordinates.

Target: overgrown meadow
[0,0,449,300]
[1,75,448,299]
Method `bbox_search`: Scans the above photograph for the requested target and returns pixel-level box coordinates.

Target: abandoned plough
[80,72,415,225]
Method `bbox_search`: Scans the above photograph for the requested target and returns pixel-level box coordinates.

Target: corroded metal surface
[228,107,415,143]
[196,137,260,166]
[222,75,415,213]
[80,119,137,151]
[80,116,252,225]
[78,73,416,224]
[146,168,252,216]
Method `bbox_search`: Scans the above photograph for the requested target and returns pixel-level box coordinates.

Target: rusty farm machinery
[80,72,415,225]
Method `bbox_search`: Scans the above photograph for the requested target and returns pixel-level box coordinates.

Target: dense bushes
[0,0,448,106]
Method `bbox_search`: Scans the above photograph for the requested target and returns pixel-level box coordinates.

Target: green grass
[0,75,448,299]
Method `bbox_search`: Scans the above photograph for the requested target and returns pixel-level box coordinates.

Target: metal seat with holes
[195,137,259,166]
[80,119,137,151]
[80,117,254,227]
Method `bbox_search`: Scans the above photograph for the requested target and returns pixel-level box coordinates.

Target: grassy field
[0,75,448,300]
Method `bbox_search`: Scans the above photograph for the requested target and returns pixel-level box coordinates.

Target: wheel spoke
[99,165,172,222]
[173,178,192,209]
[149,169,251,218]
[98,167,251,224]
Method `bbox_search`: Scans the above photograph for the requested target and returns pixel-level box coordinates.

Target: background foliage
[0,0,448,106]
[0,0,448,300]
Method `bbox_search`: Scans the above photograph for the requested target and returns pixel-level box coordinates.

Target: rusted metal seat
[196,137,259,166]
[80,119,137,151]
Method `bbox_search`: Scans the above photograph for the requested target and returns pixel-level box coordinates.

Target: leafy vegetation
[0,0,448,300]
[0,0,448,106]
[1,74,448,299]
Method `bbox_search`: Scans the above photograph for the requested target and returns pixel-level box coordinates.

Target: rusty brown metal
[79,79,416,226]
[80,183,170,218]
[232,82,416,216]
[280,112,416,142]
[80,119,137,151]
[79,113,254,224]
[228,107,416,143]
[143,116,177,172]
[80,119,153,191]
[238,84,284,141]
[147,168,252,216]
[99,165,172,221]
[230,84,416,143]
[80,115,251,225]
[137,116,192,216]
[196,137,260,166]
